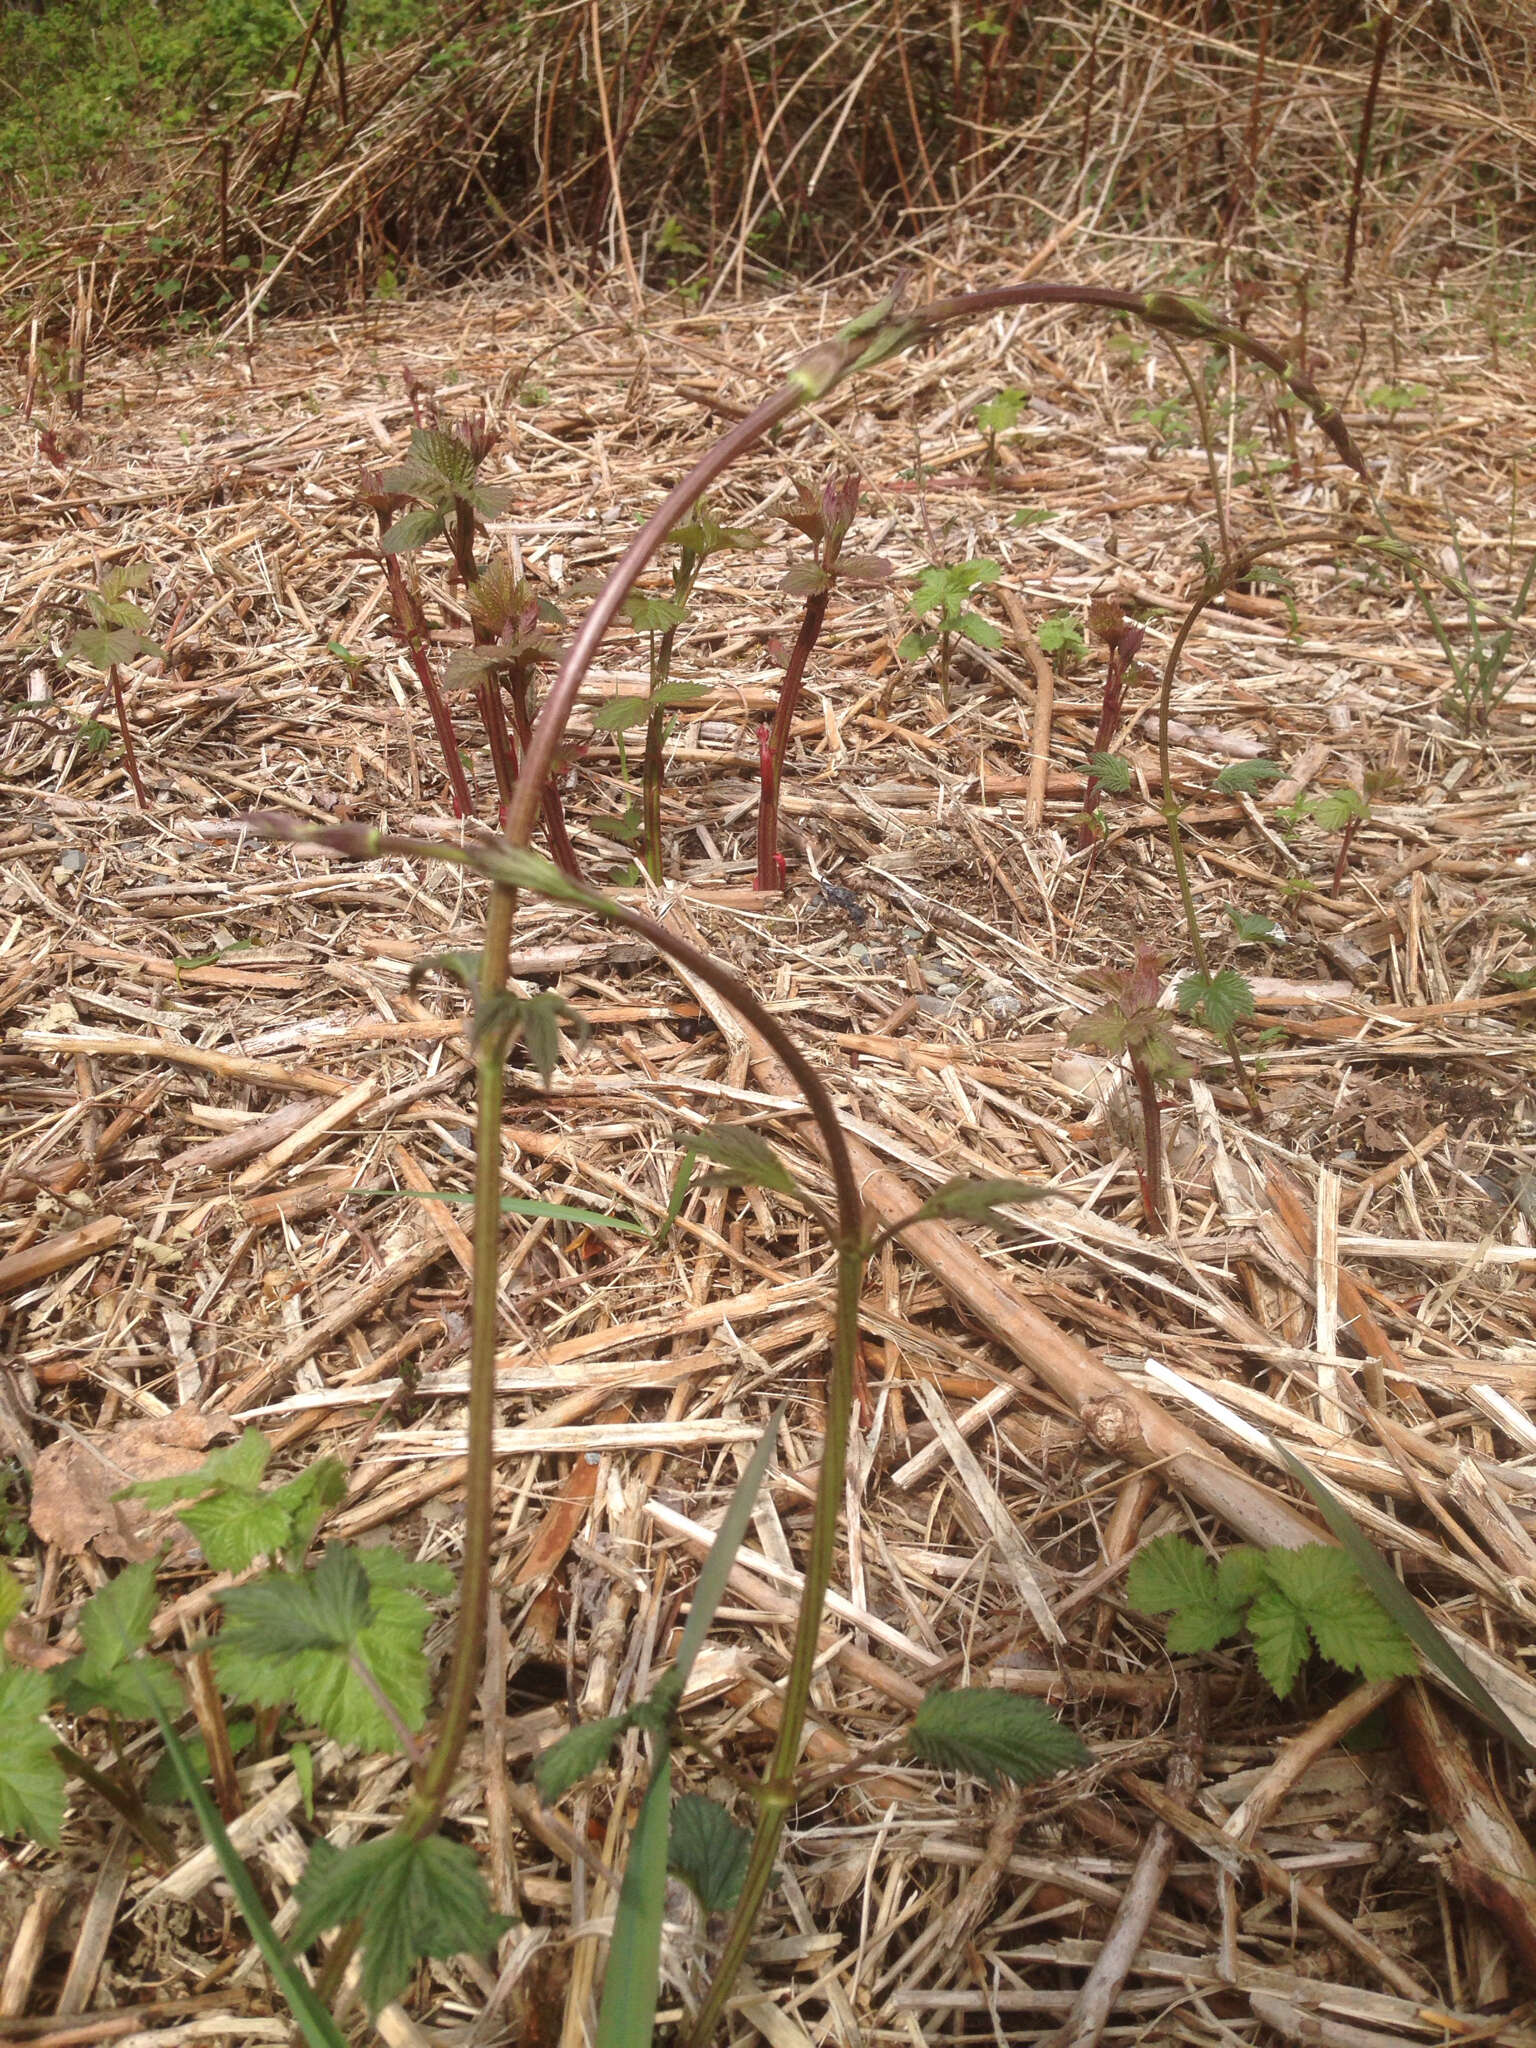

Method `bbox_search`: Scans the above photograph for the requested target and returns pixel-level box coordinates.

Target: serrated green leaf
[1307,788,1368,832]
[491,989,588,1086]
[1270,1441,1536,1765]
[1036,615,1086,656]
[1213,758,1282,795]
[1246,1585,1313,1697]
[975,388,1027,436]
[908,1688,1088,1785]
[407,949,481,998]
[957,559,1002,591]
[70,625,155,669]
[59,1560,182,1719]
[956,611,1002,649]
[592,802,645,843]
[1164,1599,1246,1654]
[622,593,688,633]
[406,427,478,497]
[651,679,711,708]
[1127,1534,1215,1616]
[117,1429,271,1511]
[1216,1546,1269,1609]
[380,507,446,555]
[1261,1547,1416,1684]
[1089,751,1133,794]
[668,1794,751,1911]
[908,1176,1049,1227]
[898,627,937,660]
[181,1488,294,1573]
[1175,967,1255,1036]
[908,568,953,616]
[80,1557,158,1663]
[0,1663,65,1845]
[291,1831,510,2018]
[1225,906,1283,947]
[215,1543,439,1753]
[101,563,152,604]
[593,695,654,732]
[535,1714,629,1802]
[688,1122,801,1199]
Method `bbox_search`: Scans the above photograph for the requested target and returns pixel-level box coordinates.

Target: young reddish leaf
[779,562,831,597]
[836,553,893,585]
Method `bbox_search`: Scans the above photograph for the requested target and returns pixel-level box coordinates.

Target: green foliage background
[1,0,424,182]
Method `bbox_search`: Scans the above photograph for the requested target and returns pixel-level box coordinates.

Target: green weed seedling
[1128,1534,1416,1698]
[974,385,1028,483]
[66,561,164,808]
[1036,612,1086,665]
[900,557,1002,707]
[756,471,890,889]
[595,500,760,882]
[1408,517,1536,734]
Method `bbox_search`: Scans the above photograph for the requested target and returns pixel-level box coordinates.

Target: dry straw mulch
[2,230,1536,2044]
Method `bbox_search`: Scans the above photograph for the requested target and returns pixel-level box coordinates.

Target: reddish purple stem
[756,589,830,890]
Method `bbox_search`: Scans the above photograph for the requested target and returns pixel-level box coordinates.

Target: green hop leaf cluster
[215,1542,450,1753]
[1128,1536,1416,1696]
[118,1429,345,1573]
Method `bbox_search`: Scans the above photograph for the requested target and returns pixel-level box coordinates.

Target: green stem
[1155,533,1355,1119]
[684,1238,863,2047]
[402,880,513,1835]
[1165,335,1232,573]
[54,1741,177,1864]
[641,707,665,883]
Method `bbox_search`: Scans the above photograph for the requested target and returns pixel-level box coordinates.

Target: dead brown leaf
[28,1409,233,1561]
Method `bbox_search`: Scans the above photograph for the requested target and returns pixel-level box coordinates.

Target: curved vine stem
[507,281,1367,855]
[249,272,1371,2040]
